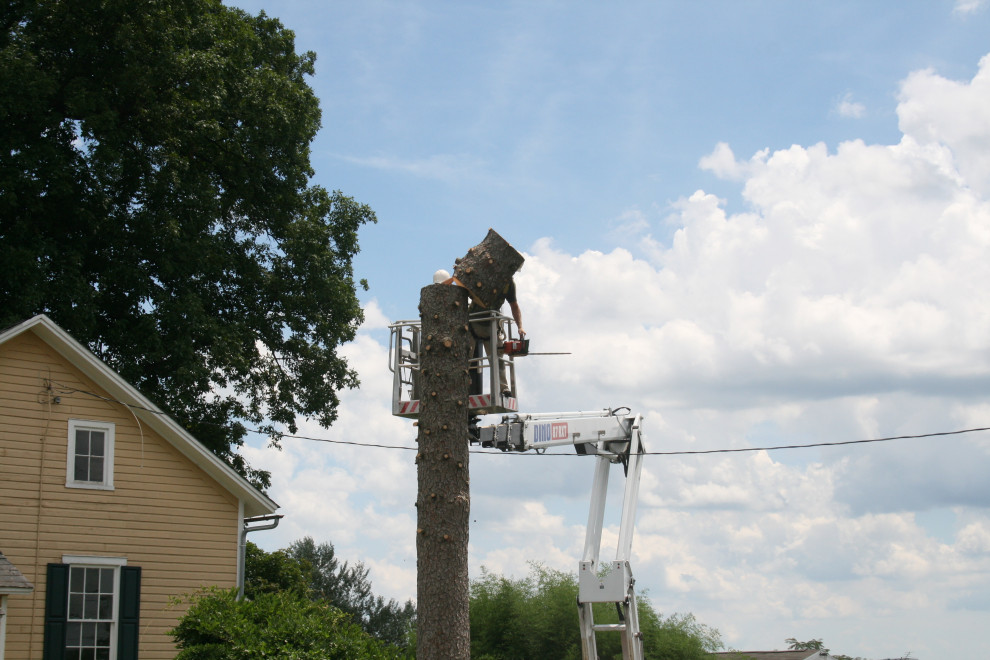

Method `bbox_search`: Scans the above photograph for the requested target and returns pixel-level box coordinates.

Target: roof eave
[0,315,278,518]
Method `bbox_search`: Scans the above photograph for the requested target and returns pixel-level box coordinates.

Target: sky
[228,1,990,657]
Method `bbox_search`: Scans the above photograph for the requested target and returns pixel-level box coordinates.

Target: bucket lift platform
[388,310,520,419]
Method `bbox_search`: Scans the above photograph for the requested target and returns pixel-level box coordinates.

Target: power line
[259,425,990,457]
[54,380,990,457]
[642,426,990,456]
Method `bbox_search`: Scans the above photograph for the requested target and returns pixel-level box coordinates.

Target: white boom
[475,409,647,660]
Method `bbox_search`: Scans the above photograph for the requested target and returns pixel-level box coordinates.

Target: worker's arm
[509,300,524,337]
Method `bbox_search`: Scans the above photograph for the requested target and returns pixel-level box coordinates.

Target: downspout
[1,594,7,660]
[237,513,283,600]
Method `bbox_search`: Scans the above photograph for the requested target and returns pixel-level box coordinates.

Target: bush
[170,587,405,659]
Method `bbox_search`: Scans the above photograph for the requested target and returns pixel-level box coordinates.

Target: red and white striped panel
[468,394,491,409]
[399,394,518,416]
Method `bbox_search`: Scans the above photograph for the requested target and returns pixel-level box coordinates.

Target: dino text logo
[534,422,569,443]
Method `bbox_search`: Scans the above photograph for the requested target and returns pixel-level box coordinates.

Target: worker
[469,277,523,398]
[432,267,523,397]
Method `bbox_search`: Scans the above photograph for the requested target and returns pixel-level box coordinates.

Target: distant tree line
[471,563,721,660]
[786,636,893,660]
[171,539,723,659]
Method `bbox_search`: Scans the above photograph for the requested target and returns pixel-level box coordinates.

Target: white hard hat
[433,269,451,284]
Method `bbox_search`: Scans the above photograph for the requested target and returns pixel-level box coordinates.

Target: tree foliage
[243,541,309,599]
[787,638,826,651]
[288,536,416,650]
[469,563,722,660]
[0,0,375,488]
[786,638,868,660]
[170,587,403,660]
[242,539,415,653]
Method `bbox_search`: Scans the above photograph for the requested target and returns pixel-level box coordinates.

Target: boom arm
[474,408,647,660]
[473,408,637,456]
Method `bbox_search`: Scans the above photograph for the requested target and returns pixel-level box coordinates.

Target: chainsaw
[502,338,570,357]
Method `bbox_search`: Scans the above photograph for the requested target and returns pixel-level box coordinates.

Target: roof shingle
[0,551,34,593]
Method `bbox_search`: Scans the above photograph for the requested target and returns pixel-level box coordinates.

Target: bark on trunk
[452,228,525,308]
[416,283,473,660]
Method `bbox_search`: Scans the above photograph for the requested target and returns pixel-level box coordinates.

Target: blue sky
[233,1,990,657]
[258,0,990,317]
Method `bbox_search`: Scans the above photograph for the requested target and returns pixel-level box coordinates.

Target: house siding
[1,332,242,659]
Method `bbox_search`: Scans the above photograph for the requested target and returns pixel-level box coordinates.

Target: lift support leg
[577,416,646,660]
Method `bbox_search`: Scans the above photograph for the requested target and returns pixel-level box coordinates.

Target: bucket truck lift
[389,309,521,417]
[389,314,647,659]
[473,409,647,660]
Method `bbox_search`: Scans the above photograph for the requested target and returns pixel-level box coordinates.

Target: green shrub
[170,587,405,659]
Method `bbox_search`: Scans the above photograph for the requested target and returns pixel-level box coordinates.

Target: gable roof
[0,551,34,594]
[0,314,278,518]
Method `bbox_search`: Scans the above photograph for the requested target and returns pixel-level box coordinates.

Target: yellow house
[0,314,279,659]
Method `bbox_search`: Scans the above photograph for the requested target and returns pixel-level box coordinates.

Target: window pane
[76,430,90,454]
[69,594,84,619]
[64,649,81,660]
[96,650,109,660]
[70,567,85,591]
[81,649,95,660]
[98,594,112,619]
[85,568,100,592]
[81,622,96,646]
[66,621,82,645]
[90,432,104,457]
[99,568,113,592]
[74,456,89,481]
[96,622,111,646]
[84,594,98,619]
[89,457,104,481]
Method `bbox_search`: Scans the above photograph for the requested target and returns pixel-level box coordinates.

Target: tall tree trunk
[416,283,473,660]
[415,230,524,658]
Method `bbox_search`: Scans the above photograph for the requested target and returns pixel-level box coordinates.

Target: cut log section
[452,228,525,308]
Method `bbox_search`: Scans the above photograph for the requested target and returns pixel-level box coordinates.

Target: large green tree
[0,0,375,488]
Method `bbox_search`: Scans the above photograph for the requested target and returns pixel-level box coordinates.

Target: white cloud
[243,52,990,656]
[954,0,988,15]
[898,53,990,195]
[699,142,769,181]
[834,92,866,119]
[340,152,490,184]
[359,298,390,330]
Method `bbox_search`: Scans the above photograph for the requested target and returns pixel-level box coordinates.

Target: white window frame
[66,419,115,490]
[61,556,127,660]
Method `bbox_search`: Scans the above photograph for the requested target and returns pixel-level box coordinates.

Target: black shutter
[43,563,69,660]
[118,565,142,659]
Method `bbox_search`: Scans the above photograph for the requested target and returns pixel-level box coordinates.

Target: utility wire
[54,380,990,457]
[641,426,990,456]
[261,425,990,457]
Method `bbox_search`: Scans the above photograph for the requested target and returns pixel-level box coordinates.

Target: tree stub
[451,228,525,308]
[416,283,472,660]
